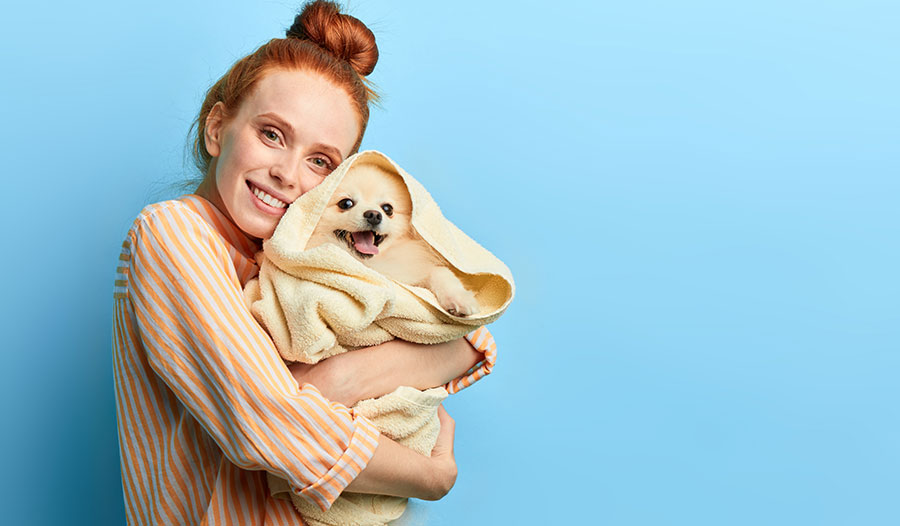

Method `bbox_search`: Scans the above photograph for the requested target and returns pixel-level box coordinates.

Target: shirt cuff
[289,409,381,511]
[444,326,497,394]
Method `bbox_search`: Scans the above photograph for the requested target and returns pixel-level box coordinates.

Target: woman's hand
[344,404,459,500]
[289,337,483,407]
[423,405,458,499]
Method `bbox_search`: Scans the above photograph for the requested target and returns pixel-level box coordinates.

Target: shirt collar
[177,194,263,261]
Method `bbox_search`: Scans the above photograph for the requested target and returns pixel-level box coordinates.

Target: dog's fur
[306,165,479,317]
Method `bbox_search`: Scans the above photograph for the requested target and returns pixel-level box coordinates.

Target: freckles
[242,140,276,167]
[231,137,256,162]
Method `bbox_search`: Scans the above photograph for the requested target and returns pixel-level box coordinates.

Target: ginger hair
[189,0,379,177]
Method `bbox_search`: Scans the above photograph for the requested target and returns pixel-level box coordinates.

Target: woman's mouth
[247,181,289,215]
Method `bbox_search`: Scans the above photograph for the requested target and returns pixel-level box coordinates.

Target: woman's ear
[204,102,227,157]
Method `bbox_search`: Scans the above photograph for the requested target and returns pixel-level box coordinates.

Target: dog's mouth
[333,229,386,259]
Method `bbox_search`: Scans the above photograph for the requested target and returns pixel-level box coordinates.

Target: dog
[305,164,479,317]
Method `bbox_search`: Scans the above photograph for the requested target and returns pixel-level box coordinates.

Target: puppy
[306,165,479,317]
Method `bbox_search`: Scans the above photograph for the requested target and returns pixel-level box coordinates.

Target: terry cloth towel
[243,150,515,364]
[245,150,514,525]
[266,385,448,526]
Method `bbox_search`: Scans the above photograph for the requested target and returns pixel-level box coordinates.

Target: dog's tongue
[351,231,379,255]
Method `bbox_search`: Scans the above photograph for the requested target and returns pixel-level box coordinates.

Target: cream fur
[307,165,478,316]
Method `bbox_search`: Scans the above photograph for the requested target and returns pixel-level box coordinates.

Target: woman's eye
[338,198,354,209]
[381,204,393,216]
[311,157,332,170]
[262,129,280,142]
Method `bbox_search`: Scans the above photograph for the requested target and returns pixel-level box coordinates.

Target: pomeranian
[306,164,479,317]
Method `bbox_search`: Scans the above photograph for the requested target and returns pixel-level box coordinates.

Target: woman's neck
[193,174,264,251]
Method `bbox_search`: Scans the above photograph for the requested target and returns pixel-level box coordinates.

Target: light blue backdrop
[2,1,897,525]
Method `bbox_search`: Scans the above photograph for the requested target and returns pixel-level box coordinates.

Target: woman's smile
[247,180,289,213]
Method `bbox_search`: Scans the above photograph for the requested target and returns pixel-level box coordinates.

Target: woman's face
[201,68,361,241]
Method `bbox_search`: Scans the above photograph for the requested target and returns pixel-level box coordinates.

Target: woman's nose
[268,156,295,187]
[270,154,317,193]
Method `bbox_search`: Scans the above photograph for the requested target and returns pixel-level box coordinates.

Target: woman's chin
[250,224,275,242]
[233,214,274,242]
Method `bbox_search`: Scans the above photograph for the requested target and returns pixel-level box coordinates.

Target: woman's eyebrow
[258,112,295,138]
[313,143,343,163]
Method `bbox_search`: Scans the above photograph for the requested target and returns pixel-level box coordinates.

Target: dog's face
[308,165,412,260]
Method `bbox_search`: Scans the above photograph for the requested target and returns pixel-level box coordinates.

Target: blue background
[2,1,898,524]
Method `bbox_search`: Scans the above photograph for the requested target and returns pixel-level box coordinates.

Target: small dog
[306,165,479,317]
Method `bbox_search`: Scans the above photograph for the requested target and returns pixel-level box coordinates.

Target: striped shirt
[112,194,497,525]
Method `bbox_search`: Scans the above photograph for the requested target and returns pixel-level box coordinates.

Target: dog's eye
[381,204,393,217]
[338,198,355,210]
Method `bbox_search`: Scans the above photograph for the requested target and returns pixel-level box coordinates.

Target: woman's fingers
[424,404,457,498]
[431,405,455,457]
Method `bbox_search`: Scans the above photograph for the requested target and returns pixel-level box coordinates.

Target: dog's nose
[364,210,382,226]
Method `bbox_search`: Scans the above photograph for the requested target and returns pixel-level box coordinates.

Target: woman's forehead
[240,68,359,154]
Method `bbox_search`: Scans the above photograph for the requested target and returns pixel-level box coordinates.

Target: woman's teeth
[251,184,288,208]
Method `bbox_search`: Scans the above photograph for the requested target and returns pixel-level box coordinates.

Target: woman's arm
[127,203,452,510]
[289,335,486,407]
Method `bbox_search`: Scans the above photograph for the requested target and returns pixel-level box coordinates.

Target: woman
[111,2,497,524]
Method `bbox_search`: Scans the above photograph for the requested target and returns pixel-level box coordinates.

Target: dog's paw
[428,266,479,317]
[439,290,479,318]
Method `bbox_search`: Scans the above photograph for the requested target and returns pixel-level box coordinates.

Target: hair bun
[287,1,378,76]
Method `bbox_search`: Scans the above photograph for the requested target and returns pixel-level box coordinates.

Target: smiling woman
[196,68,360,241]
[110,1,497,525]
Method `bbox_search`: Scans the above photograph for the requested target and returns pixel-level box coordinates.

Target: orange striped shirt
[112,194,496,525]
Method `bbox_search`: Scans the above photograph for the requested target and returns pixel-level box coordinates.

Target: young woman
[111,2,497,524]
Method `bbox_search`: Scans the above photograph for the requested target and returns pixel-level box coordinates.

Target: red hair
[190,1,379,177]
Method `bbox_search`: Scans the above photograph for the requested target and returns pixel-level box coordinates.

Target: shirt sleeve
[443,326,497,394]
[126,203,380,511]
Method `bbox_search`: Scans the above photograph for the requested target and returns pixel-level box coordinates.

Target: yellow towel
[244,150,514,525]
[244,150,515,364]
